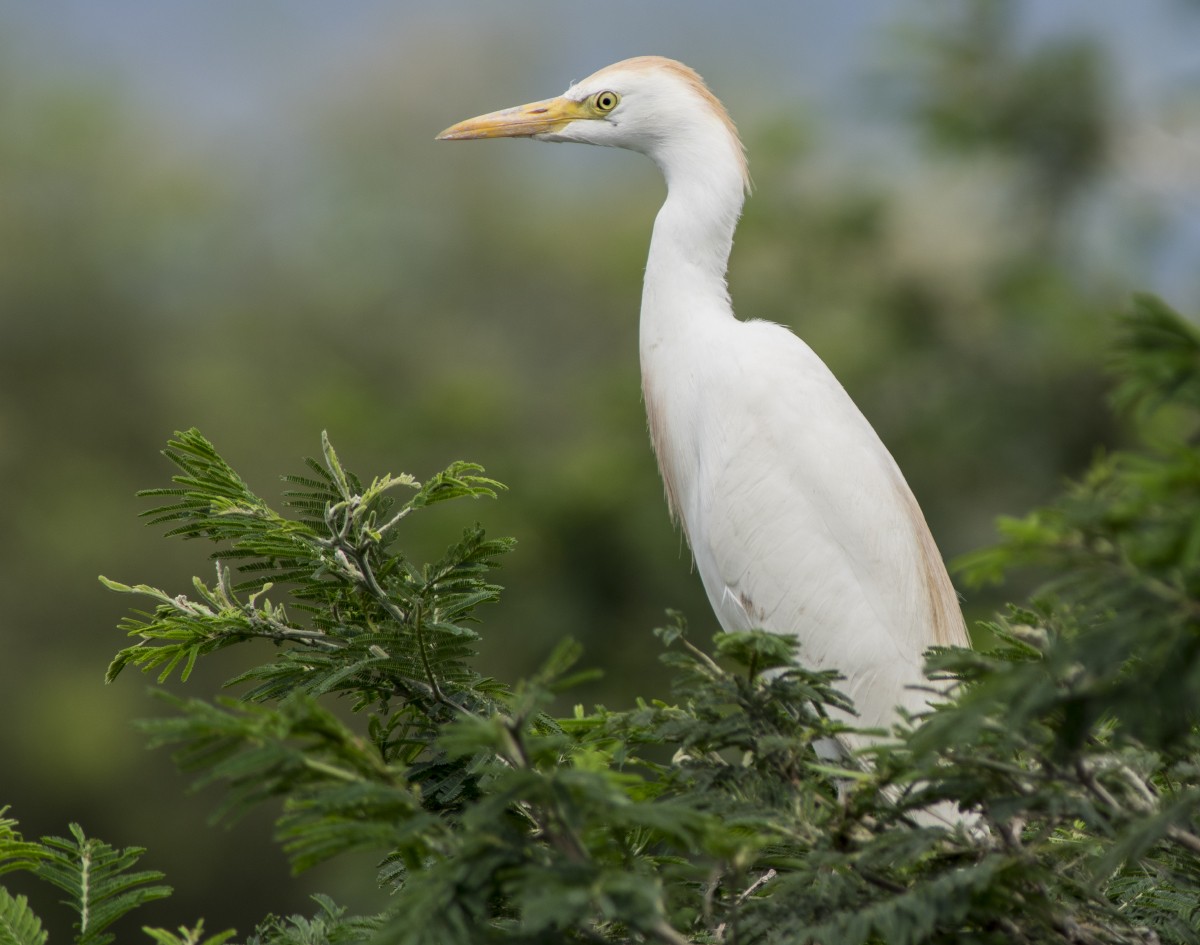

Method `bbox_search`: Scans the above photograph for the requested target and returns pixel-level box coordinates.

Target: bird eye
[591,90,620,113]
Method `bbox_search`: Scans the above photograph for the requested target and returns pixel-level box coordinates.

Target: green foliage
[953,296,1200,758]
[0,889,48,945]
[8,296,1200,942]
[244,895,380,945]
[103,429,508,705]
[141,922,236,945]
[0,811,47,879]
[0,816,172,945]
[1110,293,1200,418]
[941,295,1200,943]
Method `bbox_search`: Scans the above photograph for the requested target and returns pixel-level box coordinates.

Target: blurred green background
[2,0,1199,937]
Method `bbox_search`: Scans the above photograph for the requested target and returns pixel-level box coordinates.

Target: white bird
[438,57,968,752]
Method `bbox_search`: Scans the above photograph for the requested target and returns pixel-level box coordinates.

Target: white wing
[657,318,967,734]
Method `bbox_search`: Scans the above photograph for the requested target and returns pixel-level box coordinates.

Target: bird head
[437,56,749,193]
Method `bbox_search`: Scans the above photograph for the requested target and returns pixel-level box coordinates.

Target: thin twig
[1165,825,1200,855]
[1115,764,1158,812]
[411,601,446,704]
[245,620,342,650]
[680,636,726,677]
[349,544,410,625]
[347,544,451,705]
[714,869,778,941]
[375,506,412,541]
[1074,759,1121,812]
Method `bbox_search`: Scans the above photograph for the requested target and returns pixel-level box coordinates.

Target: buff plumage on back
[894,481,970,648]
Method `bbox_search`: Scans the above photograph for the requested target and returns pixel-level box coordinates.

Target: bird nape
[438,55,969,801]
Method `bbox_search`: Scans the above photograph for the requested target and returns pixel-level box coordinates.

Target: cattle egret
[438,57,969,754]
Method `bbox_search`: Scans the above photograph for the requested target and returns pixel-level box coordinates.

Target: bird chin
[531,129,577,143]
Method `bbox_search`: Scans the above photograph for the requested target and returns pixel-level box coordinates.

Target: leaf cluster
[0,809,187,945]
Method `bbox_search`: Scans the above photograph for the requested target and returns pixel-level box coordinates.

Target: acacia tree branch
[714,869,778,943]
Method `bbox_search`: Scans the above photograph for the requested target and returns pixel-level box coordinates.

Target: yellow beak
[436,96,591,140]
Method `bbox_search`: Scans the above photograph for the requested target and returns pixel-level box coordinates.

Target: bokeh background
[3,0,1199,938]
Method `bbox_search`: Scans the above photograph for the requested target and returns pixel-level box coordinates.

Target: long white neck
[640,118,747,341]
[638,116,747,522]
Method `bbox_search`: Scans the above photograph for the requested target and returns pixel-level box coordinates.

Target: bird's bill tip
[436,96,586,141]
